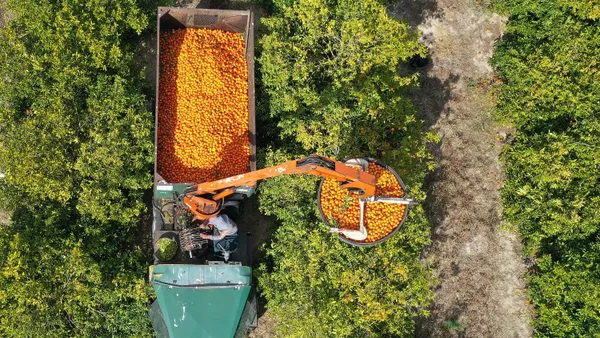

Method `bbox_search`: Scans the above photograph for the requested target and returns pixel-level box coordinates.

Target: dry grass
[0,2,10,225]
[0,210,10,226]
[248,309,278,338]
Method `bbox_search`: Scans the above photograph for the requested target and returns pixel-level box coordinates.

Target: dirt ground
[390,0,534,337]
[0,0,4,28]
[0,4,4,29]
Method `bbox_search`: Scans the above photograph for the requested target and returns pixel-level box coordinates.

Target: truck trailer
[149,8,257,338]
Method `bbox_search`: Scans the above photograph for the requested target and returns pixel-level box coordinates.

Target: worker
[199,214,238,257]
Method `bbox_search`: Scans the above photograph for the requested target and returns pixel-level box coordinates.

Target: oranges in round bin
[320,163,406,243]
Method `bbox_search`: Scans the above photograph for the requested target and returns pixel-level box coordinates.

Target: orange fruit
[157,28,249,183]
[320,163,406,242]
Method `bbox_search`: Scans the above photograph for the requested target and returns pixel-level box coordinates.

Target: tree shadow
[391,1,468,336]
[236,193,278,318]
[387,0,439,29]
[407,70,458,241]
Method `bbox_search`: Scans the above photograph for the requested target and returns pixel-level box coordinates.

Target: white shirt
[206,214,238,241]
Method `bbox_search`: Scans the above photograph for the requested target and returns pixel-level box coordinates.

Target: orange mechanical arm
[183,155,377,220]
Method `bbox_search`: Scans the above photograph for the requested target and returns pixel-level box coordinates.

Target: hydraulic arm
[182,155,377,220]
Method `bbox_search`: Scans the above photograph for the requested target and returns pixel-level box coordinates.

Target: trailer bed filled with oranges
[154,8,255,186]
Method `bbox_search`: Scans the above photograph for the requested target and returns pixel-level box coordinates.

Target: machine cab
[150,183,257,338]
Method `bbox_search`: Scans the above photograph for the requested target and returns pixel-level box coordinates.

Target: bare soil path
[0,1,12,226]
[390,1,533,337]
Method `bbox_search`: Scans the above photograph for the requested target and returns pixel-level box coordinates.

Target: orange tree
[492,0,600,336]
[0,203,153,337]
[255,0,436,336]
[0,0,157,224]
[0,0,163,336]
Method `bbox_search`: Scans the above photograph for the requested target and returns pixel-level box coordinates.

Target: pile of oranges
[320,162,406,243]
[157,28,250,183]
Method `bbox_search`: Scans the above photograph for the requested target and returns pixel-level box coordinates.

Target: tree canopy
[492,0,600,335]
[0,0,161,336]
[255,0,436,336]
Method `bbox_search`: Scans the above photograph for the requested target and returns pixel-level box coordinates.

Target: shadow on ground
[388,0,438,28]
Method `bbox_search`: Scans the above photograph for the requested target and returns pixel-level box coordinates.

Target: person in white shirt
[199,214,238,257]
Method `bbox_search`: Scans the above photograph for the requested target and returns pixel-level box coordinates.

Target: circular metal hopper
[317,157,409,247]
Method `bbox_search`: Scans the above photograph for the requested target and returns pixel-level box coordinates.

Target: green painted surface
[150,264,252,338]
[154,183,188,199]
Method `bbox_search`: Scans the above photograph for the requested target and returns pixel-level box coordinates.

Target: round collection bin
[154,231,180,262]
[316,157,409,247]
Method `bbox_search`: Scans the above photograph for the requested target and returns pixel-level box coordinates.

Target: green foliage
[259,0,428,157]
[75,75,153,224]
[0,0,154,224]
[0,1,163,337]
[445,319,463,332]
[502,134,599,252]
[256,1,435,335]
[530,253,600,337]
[157,238,177,261]
[257,153,434,337]
[0,205,153,338]
[492,0,600,336]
